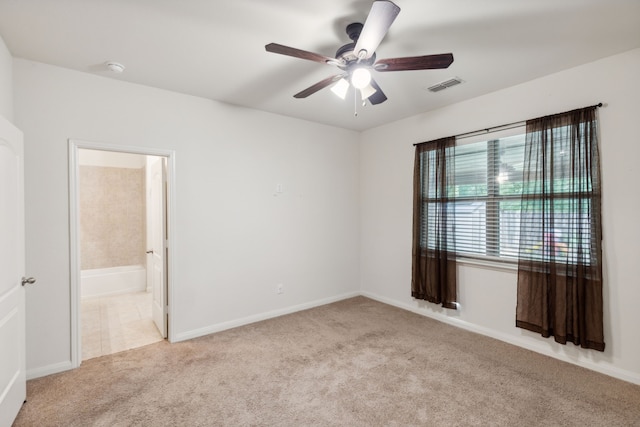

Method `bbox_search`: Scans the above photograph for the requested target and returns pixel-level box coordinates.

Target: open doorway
[69,141,175,367]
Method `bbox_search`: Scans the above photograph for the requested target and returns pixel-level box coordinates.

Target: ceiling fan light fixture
[351,68,371,89]
[360,84,377,100]
[330,78,350,99]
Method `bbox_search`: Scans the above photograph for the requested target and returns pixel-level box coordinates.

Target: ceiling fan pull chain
[354,88,358,117]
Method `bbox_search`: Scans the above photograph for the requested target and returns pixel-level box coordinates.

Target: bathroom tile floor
[81,291,163,360]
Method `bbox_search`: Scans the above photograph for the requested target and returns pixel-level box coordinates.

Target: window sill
[456,256,518,272]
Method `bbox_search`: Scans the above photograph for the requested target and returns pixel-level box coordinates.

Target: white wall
[0,33,12,121]
[13,60,360,377]
[360,48,640,384]
[79,149,146,168]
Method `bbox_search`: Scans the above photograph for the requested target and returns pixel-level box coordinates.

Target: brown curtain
[516,106,604,351]
[412,137,457,309]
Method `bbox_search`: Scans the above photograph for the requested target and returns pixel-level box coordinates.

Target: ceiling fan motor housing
[336,23,376,68]
[346,22,363,41]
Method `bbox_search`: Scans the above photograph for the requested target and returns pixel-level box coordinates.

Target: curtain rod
[413,102,603,146]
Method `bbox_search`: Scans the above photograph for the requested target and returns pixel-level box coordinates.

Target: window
[418,124,598,266]
[449,133,526,262]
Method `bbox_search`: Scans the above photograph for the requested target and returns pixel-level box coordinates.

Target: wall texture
[360,48,640,384]
[13,59,360,377]
[79,165,146,270]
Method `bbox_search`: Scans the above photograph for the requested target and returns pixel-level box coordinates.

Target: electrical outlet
[276,283,284,294]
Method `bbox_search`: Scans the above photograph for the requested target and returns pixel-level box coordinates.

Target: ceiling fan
[265,0,454,105]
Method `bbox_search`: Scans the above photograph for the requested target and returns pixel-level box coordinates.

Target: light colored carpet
[13,297,640,426]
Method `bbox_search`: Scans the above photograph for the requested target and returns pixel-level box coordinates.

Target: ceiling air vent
[426,77,463,93]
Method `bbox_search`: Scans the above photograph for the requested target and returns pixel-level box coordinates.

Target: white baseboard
[26,360,74,380]
[173,291,361,343]
[361,291,640,386]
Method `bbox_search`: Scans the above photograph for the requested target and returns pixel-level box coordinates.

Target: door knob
[146,250,154,254]
[21,277,36,286]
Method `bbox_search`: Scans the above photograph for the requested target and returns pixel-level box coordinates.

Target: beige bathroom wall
[79,165,146,269]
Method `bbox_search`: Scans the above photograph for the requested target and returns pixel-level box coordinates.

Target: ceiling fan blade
[354,1,401,60]
[266,43,336,65]
[368,78,387,105]
[374,53,454,71]
[294,74,344,98]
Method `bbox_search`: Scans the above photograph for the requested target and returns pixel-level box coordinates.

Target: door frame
[68,139,176,368]
[147,155,168,338]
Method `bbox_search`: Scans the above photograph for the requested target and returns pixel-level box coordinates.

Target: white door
[148,157,167,338]
[0,115,27,427]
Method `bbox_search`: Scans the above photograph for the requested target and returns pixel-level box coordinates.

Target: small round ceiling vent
[106,61,125,73]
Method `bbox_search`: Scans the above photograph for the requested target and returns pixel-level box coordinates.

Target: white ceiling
[1,0,639,131]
